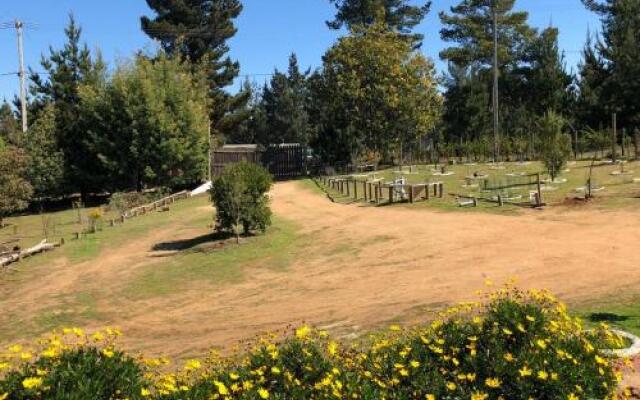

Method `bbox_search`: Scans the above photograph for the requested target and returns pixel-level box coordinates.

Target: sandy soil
[2,182,640,369]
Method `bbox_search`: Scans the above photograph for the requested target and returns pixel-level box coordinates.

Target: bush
[0,289,631,399]
[210,162,273,240]
[537,111,572,181]
[0,328,148,400]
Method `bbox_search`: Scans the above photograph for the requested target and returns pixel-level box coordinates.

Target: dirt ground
[2,181,640,368]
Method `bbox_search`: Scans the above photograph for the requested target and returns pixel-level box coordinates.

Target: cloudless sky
[0,0,601,101]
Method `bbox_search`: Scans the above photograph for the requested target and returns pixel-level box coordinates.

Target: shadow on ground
[588,312,630,323]
[152,231,235,252]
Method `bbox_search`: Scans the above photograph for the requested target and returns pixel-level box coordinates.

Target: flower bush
[0,288,634,399]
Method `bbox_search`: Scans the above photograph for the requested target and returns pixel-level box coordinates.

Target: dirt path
[3,182,640,365]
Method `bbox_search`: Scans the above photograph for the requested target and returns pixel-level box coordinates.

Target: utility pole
[492,2,499,163]
[15,19,28,133]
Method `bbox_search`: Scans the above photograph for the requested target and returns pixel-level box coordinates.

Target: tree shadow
[588,312,630,323]
[152,231,235,252]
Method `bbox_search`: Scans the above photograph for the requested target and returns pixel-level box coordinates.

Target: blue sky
[0,0,600,101]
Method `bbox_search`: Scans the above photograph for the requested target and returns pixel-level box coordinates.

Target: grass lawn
[575,295,640,337]
[317,160,640,213]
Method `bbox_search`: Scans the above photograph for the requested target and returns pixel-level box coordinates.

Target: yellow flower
[425,395,435,400]
[538,370,549,380]
[502,328,513,335]
[472,391,489,400]
[229,372,240,380]
[8,344,22,353]
[519,366,533,377]
[141,388,151,397]
[503,353,514,362]
[0,362,9,370]
[101,349,114,358]
[485,377,501,388]
[20,352,32,361]
[184,359,201,371]
[271,366,281,375]
[22,377,43,390]
[214,381,229,395]
[446,381,456,391]
[536,339,547,350]
[410,360,420,368]
[0,393,7,400]
[295,325,311,339]
[389,324,401,331]
[327,341,338,356]
[567,394,579,400]
[258,388,270,399]
[526,315,536,322]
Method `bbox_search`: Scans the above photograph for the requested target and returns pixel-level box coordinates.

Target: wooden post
[426,184,430,200]
[498,195,504,207]
[346,180,350,196]
[438,183,444,198]
[536,173,542,207]
[109,219,115,227]
[409,185,414,203]
[73,232,81,240]
[354,180,358,199]
[612,113,617,163]
[120,215,125,223]
[59,237,65,246]
[389,186,394,204]
[375,184,379,203]
[472,198,478,207]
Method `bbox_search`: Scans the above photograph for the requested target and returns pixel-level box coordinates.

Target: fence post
[409,185,414,203]
[346,180,350,196]
[438,183,444,198]
[353,180,358,199]
[389,186,394,204]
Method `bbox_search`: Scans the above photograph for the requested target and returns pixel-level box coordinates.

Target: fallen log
[0,240,58,268]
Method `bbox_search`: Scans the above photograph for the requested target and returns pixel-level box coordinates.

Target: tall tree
[141,0,250,143]
[439,0,536,68]
[576,31,609,129]
[258,54,311,146]
[80,54,210,191]
[582,0,640,129]
[521,27,575,116]
[22,104,65,200]
[29,14,107,198]
[311,22,441,164]
[327,0,432,47]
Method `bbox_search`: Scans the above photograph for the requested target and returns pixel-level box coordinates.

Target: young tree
[80,54,210,191]
[327,0,432,47]
[311,23,441,164]
[258,54,311,146]
[29,14,107,198]
[141,0,250,143]
[0,146,33,227]
[537,111,572,181]
[23,104,65,201]
[210,162,272,243]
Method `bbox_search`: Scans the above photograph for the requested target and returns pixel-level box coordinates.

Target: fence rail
[317,176,444,205]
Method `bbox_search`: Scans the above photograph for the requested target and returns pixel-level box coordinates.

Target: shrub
[0,289,631,399]
[210,162,272,241]
[0,328,148,400]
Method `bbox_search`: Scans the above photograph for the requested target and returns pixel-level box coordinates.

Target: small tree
[210,162,272,243]
[0,146,33,227]
[537,111,572,181]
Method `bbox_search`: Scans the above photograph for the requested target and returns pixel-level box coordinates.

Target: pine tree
[522,27,575,116]
[142,0,250,143]
[0,101,20,146]
[29,14,106,198]
[582,0,640,129]
[0,146,33,227]
[576,31,609,129]
[23,104,65,200]
[439,0,536,68]
[258,54,311,146]
[327,0,431,47]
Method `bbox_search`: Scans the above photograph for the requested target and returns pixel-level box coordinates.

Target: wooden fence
[317,176,444,205]
[212,144,307,179]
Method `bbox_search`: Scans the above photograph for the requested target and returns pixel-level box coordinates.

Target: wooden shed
[212,143,307,179]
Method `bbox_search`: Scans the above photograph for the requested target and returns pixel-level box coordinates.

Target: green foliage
[29,14,107,196]
[80,54,210,191]
[327,0,432,47]
[141,0,250,144]
[311,22,441,164]
[537,111,572,180]
[0,101,21,146]
[0,146,33,226]
[1,289,618,399]
[255,54,311,147]
[22,104,65,200]
[211,162,273,239]
[0,344,147,400]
